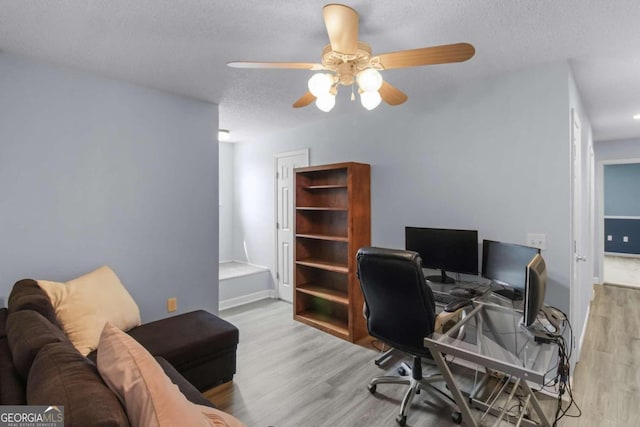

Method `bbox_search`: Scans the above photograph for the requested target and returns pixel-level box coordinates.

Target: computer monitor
[405,227,478,283]
[522,253,547,327]
[481,240,540,300]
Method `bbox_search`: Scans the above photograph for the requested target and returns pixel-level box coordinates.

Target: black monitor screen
[482,240,540,292]
[405,227,478,283]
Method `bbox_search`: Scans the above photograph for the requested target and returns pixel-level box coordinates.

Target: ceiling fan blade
[323,4,359,55]
[227,61,324,70]
[378,43,475,70]
[379,81,408,106]
[293,92,316,108]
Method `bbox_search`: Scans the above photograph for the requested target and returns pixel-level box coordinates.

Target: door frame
[570,108,582,360]
[595,157,640,286]
[273,148,310,300]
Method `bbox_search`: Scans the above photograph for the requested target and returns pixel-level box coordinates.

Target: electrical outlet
[167,298,177,312]
[623,236,629,243]
[527,233,546,250]
[607,235,613,241]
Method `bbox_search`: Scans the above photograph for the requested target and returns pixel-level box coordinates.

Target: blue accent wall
[604,219,640,255]
[604,163,640,216]
[0,53,219,320]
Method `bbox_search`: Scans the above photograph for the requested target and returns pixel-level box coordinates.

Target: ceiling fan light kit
[316,93,336,112]
[228,4,475,113]
[360,90,382,110]
[308,73,335,97]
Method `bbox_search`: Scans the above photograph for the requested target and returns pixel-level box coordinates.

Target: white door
[571,109,586,358]
[275,149,309,302]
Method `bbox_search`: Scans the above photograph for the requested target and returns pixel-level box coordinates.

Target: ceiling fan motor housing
[321,42,379,86]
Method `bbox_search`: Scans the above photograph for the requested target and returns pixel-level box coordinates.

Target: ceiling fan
[227,3,475,112]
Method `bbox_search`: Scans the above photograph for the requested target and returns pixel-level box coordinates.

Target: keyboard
[432,290,463,305]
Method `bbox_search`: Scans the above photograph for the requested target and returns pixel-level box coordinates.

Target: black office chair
[356,246,467,426]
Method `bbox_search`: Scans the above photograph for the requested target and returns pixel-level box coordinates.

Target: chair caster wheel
[395,415,406,426]
[451,411,462,424]
[398,367,406,376]
[367,384,377,394]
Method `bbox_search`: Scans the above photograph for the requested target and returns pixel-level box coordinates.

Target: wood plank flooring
[205,285,639,426]
[559,284,640,427]
[205,300,540,426]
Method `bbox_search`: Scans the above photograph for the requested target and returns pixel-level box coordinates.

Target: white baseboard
[219,290,276,311]
[576,303,591,363]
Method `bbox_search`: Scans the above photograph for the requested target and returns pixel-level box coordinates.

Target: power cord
[534,306,581,426]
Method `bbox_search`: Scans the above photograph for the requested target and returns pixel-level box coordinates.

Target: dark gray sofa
[0,279,239,426]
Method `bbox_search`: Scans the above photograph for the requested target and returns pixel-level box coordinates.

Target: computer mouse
[449,287,479,298]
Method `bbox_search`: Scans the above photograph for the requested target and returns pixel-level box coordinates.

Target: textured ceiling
[1,0,639,143]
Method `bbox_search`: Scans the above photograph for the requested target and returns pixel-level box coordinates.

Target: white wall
[219,142,234,261]
[0,53,219,320]
[233,61,574,314]
[593,137,640,281]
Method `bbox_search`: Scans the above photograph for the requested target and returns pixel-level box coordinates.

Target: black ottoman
[127,310,239,391]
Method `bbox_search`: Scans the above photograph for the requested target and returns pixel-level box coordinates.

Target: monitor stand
[426,269,455,284]
[493,288,523,301]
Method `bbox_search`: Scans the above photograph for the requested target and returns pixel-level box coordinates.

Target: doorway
[599,160,640,289]
[274,149,309,302]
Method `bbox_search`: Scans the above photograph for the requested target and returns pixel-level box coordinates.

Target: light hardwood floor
[205,285,639,426]
[560,284,640,427]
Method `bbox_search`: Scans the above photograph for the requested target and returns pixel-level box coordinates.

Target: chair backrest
[356,247,436,355]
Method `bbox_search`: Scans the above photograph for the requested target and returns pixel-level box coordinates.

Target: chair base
[367,356,462,426]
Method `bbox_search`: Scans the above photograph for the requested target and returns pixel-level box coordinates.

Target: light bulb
[308,73,333,97]
[356,69,383,92]
[360,90,382,110]
[315,93,336,112]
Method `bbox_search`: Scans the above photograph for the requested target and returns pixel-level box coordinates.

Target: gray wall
[604,163,640,215]
[233,62,573,314]
[0,53,219,320]
[219,142,234,261]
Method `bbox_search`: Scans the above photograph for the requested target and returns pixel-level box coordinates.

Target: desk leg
[520,380,552,427]
[430,349,477,427]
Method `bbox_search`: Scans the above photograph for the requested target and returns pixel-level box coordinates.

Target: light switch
[607,235,613,241]
[623,236,629,243]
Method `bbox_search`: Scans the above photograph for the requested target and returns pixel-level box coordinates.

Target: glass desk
[424,297,558,427]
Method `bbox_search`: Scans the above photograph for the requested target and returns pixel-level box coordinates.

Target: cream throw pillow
[97,322,245,427]
[37,266,141,356]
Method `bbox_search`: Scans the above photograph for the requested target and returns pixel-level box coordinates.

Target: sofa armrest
[154,356,216,409]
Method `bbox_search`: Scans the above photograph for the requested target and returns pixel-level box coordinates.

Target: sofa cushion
[0,335,25,405]
[0,308,26,404]
[27,341,130,427]
[38,265,141,356]
[7,279,58,325]
[97,323,245,427]
[6,310,70,380]
[0,307,7,340]
[127,310,238,388]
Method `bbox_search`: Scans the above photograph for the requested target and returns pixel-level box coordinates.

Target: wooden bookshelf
[293,162,371,342]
